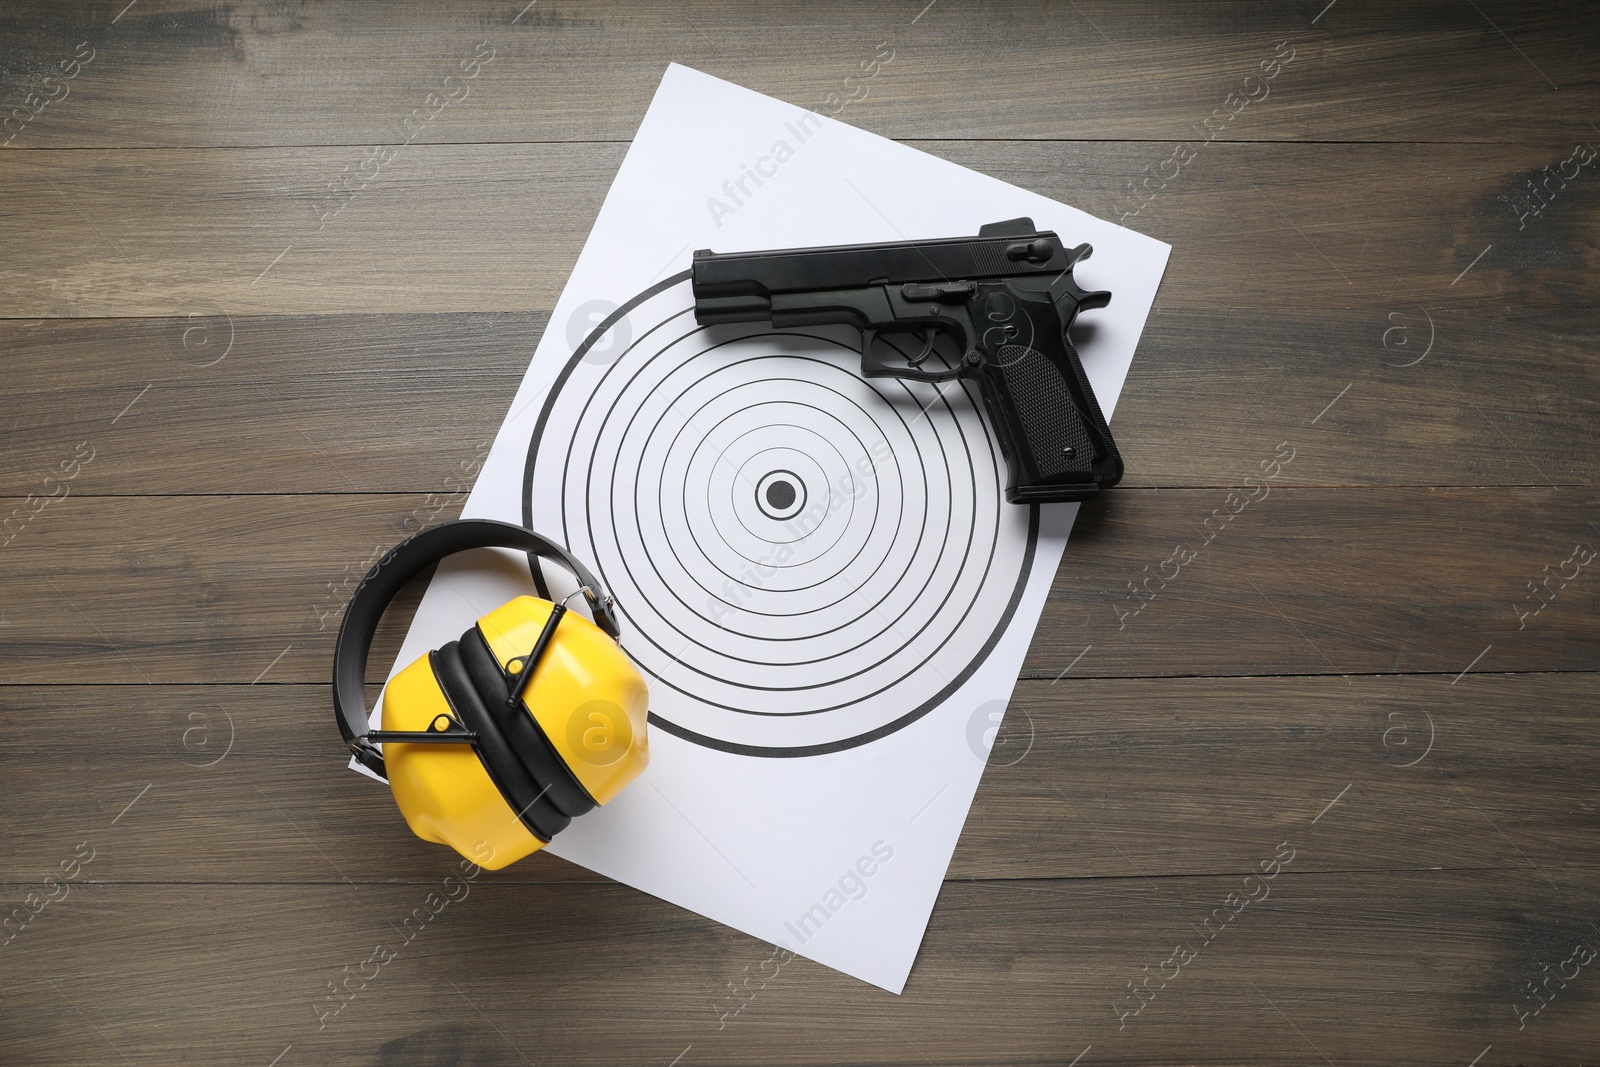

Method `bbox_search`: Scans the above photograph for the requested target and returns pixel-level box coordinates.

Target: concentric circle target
[524,272,1037,757]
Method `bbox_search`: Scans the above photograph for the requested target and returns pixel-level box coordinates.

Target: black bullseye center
[765,479,796,510]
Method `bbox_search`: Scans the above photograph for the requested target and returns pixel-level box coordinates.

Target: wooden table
[3,3,1596,1064]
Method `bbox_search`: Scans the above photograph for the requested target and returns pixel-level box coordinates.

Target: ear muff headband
[332,518,620,779]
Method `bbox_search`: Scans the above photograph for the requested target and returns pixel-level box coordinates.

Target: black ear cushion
[459,625,597,820]
[430,643,570,843]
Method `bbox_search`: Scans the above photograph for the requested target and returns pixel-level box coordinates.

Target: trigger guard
[858,326,965,383]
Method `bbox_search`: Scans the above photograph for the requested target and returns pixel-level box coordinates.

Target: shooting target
[524,272,1037,757]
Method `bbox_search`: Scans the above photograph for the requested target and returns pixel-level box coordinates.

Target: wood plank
[0,311,527,496]
[2,304,1594,497]
[0,872,1593,1064]
[965,672,1600,882]
[0,1,1593,148]
[0,142,623,319]
[1033,485,1600,681]
[0,674,1594,885]
[0,489,1592,684]
[2,140,1598,318]
[1118,307,1600,491]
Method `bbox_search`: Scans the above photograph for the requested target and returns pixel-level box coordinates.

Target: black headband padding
[432,643,569,843]
[332,518,619,778]
[460,624,597,819]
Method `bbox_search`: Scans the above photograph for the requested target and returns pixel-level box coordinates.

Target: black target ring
[525,271,1038,758]
[755,469,805,520]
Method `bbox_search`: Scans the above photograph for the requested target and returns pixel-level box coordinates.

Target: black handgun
[691,218,1122,504]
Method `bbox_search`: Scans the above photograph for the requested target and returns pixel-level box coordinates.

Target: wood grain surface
[2,2,1596,1066]
[3,141,1599,316]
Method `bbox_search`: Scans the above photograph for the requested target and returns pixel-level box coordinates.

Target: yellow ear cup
[379,596,649,871]
[380,656,544,871]
[474,596,650,805]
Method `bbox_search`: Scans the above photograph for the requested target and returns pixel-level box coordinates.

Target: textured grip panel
[995,345,1094,478]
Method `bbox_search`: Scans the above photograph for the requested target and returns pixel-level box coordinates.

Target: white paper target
[523,273,1038,757]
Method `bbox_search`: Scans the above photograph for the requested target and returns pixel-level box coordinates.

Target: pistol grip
[973,285,1122,504]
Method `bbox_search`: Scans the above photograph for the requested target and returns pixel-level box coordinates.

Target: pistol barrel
[695,291,773,324]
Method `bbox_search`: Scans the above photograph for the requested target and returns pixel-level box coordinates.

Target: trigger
[906,328,937,367]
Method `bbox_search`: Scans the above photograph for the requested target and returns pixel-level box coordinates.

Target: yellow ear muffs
[332,520,650,871]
